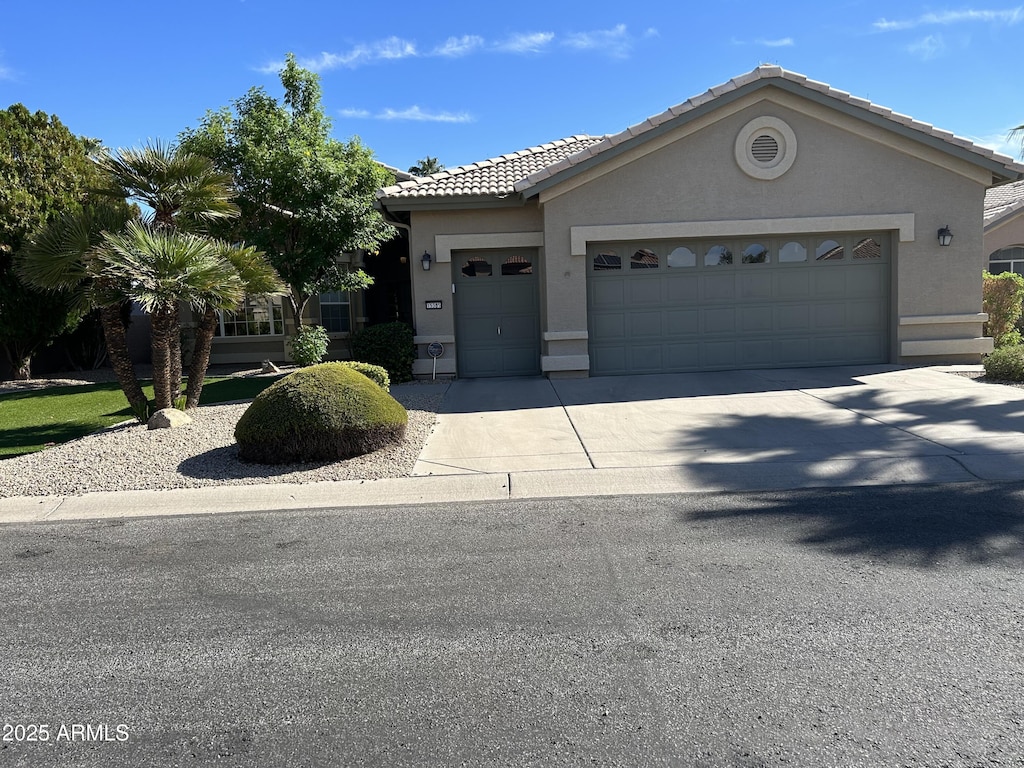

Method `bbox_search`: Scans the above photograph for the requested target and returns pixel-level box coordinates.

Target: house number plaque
[425,300,443,310]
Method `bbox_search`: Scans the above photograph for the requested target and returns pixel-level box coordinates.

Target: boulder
[148,408,193,430]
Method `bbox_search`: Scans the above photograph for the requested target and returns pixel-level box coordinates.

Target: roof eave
[521,77,1023,199]
[375,193,528,212]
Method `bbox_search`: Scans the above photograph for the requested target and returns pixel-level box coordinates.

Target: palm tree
[17,204,149,419]
[184,241,286,408]
[96,142,240,393]
[408,156,445,176]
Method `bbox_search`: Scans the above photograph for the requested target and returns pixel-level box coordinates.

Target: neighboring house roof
[379,65,1024,208]
[378,135,607,203]
[984,179,1024,229]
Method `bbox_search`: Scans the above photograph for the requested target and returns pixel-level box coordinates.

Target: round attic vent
[751,134,779,162]
[735,117,797,180]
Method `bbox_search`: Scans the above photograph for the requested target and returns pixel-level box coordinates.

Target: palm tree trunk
[98,302,148,422]
[150,303,174,411]
[185,307,218,409]
[168,305,182,405]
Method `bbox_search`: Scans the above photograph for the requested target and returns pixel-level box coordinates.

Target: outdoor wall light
[937,225,953,247]
[421,251,433,271]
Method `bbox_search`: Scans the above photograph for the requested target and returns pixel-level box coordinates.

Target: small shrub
[234,363,407,464]
[288,325,330,366]
[982,271,1024,348]
[983,345,1024,381]
[351,322,415,383]
[336,361,391,391]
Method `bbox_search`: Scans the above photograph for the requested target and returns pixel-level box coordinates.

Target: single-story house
[376,65,1024,379]
[985,179,1024,275]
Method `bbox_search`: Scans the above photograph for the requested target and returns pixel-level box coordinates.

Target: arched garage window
[989,246,1024,275]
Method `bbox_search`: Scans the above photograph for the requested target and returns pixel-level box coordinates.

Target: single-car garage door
[587,233,890,374]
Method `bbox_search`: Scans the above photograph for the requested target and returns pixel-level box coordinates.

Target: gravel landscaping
[0,369,445,498]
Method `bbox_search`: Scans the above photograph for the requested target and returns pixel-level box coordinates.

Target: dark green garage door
[454,249,541,377]
[587,233,890,375]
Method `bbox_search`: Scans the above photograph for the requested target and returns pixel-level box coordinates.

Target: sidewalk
[3,365,1024,524]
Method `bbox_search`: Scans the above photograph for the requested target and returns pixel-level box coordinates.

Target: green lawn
[0,376,283,458]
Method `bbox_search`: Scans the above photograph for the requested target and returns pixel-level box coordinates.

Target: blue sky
[3,1,1024,174]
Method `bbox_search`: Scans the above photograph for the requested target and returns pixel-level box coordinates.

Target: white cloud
[563,24,631,56]
[907,34,946,59]
[340,106,474,123]
[971,128,1024,158]
[0,66,11,81]
[875,7,1024,31]
[433,35,485,57]
[260,23,648,74]
[495,32,555,54]
[757,37,795,47]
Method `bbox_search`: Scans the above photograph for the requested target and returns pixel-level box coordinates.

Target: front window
[217,296,283,337]
[988,246,1024,276]
[319,291,351,333]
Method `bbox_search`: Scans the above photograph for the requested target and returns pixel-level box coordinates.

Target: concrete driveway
[413,365,1024,494]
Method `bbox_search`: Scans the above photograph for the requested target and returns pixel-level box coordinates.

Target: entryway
[453,249,541,377]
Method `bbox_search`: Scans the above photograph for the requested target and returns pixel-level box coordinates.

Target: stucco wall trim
[543,331,589,341]
[413,335,456,344]
[434,232,544,262]
[541,355,590,372]
[899,313,989,326]
[901,338,993,356]
[569,214,916,256]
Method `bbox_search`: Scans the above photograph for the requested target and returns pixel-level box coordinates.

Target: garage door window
[594,251,621,271]
[502,255,533,275]
[816,239,844,261]
[705,245,733,266]
[742,243,769,264]
[779,241,807,262]
[631,249,659,269]
[668,246,697,268]
[854,237,882,260]
[462,257,493,277]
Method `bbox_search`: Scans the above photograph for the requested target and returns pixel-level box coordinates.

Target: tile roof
[985,179,1024,225]
[378,135,608,201]
[379,65,1024,206]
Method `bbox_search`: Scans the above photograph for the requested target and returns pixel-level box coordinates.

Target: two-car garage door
[587,232,890,375]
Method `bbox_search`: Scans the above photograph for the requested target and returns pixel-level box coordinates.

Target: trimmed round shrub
[288,324,330,366]
[234,363,407,464]
[983,345,1024,381]
[351,321,415,383]
[337,360,390,392]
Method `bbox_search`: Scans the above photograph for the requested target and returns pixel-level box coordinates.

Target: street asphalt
[3,364,1024,524]
[1,487,1022,767]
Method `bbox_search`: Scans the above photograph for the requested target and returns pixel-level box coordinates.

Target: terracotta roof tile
[985,179,1024,224]
[380,65,1024,205]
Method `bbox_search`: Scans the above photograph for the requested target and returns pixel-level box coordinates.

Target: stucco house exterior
[377,65,1024,379]
[985,179,1024,275]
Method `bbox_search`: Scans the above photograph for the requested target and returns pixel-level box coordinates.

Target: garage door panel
[630,345,664,372]
[593,313,626,339]
[814,304,847,329]
[500,282,536,311]
[666,309,699,334]
[740,306,773,332]
[702,275,736,301]
[666,276,699,303]
[591,281,625,308]
[776,271,811,299]
[738,274,773,299]
[588,234,889,375]
[629,311,662,337]
[776,305,810,331]
[629,279,663,305]
[703,307,737,333]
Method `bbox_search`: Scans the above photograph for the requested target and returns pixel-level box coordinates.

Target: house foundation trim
[901,338,993,356]
[434,232,544,262]
[569,214,916,256]
[543,331,589,341]
[899,313,989,326]
[541,355,590,372]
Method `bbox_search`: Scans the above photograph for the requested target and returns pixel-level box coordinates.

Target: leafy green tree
[408,156,444,176]
[179,53,395,327]
[0,104,101,379]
